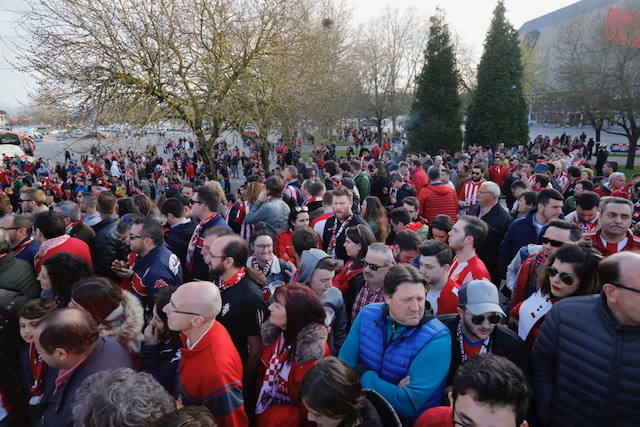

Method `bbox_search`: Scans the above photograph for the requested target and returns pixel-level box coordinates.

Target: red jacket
[34,237,93,275]
[411,167,429,194]
[434,278,460,315]
[488,165,508,188]
[418,183,458,224]
[275,230,296,265]
[175,322,248,427]
[257,324,330,427]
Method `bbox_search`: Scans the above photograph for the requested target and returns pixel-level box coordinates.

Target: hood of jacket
[99,290,144,354]
[297,248,331,285]
[261,320,328,364]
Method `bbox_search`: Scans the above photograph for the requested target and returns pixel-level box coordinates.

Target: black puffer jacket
[91,214,128,281]
[438,314,529,384]
[533,293,640,426]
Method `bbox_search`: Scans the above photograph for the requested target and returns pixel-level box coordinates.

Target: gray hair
[72,368,175,427]
[599,196,633,214]
[609,172,625,181]
[367,242,394,265]
[54,201,81,222]
[0,229,11,254]
[481,181,501,198]
[80,192,97,208]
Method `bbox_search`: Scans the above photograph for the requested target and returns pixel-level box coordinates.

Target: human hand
[113,267,134,279]
[143,322,160,345]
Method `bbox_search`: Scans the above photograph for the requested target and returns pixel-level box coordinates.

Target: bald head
[600,251,640,327]
[37,308,99,356]
[174,281,222,319]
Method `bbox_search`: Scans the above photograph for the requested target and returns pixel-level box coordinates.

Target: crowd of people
[0,130,639,427]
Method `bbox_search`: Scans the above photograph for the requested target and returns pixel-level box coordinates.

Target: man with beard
[509,220,581,310]
[322,186,367,263]
[447,216,491,287]
[437,280,528,385]
[418,240,458,315]
[203,232,267,419]
[458,165,486,215]
[584,197,640,257]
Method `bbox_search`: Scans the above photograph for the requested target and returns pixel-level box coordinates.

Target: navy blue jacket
[35,337,133,427]
[499,210,541,276]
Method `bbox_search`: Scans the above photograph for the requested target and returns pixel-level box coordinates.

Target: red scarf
[251,257,273,278]
[327,215,352,258]
[186,213,219,271]
[218,267,246,291]
[332,260,363,294]
[256,333,292,414]
[28,343,47,405]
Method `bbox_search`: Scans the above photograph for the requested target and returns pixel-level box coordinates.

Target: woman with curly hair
[39,252,92,306]
[0,192,13,217]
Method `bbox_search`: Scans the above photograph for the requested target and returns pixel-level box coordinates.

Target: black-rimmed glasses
[609,282,640,294]
[364,261,387,271]
[168,300,202,317]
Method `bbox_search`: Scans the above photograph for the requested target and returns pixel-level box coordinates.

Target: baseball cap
[458,280,505,316]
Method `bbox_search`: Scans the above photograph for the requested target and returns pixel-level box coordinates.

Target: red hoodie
[418,182,458,223]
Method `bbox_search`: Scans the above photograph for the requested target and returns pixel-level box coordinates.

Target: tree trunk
[624,131,639,170]
[595,128,601,142]
[259,139,270,172]
[376,117,383,144]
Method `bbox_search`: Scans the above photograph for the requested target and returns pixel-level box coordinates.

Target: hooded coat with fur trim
[257,321,330,427]
[98,290,144,355]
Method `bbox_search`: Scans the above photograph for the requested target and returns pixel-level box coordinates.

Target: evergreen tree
[465,0,528,147]
[407,12,461,153]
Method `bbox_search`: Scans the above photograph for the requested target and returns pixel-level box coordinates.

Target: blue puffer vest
[358,303,449,417]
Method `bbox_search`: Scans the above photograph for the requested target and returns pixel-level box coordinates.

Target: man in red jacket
[418,167,458,224]
[165,281,248,426]
[411,159,429,194]
[418,240,459,315]
[32,211,93,275]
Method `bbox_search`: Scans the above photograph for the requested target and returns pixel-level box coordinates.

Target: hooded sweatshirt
[296,248,348,353]
[418,182,458,224]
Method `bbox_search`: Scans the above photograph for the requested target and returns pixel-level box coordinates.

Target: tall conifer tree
[407,12,461,153]
[465,0,528,147]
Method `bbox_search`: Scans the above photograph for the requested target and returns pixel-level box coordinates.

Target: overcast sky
[0,0,575,111]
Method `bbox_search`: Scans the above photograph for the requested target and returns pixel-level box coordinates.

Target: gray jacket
[244,197,290,235]
[533,293,640,426]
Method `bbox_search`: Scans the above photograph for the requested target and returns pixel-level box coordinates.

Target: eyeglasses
[191,200,204,205]
[255,244,273,250]
[294,206,309,212]
[0,227,20,230]
[167,300,202,317]
[470,313,502,325]
[608,282,640,294]
[364,261,387,271]
[547,266,574,285]
[19,199,31,203]
[129,234,144,240]
[541,236,564,248]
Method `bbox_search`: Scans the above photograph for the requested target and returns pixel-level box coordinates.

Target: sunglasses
[364,261,387,271]
[470,313,502,325]
[541,236,564,248]
[294,206,309,212]
[547,266,574,285]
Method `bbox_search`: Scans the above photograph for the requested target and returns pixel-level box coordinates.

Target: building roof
[518,0,620,33]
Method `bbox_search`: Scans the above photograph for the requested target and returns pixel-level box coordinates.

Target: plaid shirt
[352,283,384,320]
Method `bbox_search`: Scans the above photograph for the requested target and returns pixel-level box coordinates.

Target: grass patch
[300,149,348,161]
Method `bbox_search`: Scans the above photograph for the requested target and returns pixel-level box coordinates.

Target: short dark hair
[383,264,427,295]
[264,176,285,198]
[194,186,220,212]
[452,354,530,426]
[350,160,362,171]
[388,207,411,226]
[309,181,325,197]
[427,167,440,181]
[37,308,99,355]
[537,188,564,206]
[575,191,600,211]
[315,257,339,272]
[533,174,550,188]
[567,166,581,178]
[97,192,117,215]
[33,211,66,239]
[428,214,453,237]
[519,191,538,206]
[510,180,528,193]
[543,219,582,242]
[11,214,33,236]
[605,161,618,172]
[160,198,186,218]
[292,227,319,257]
[459,215,488,249]
[133,217,164,246]
[402,196,420,212]
[419,240,452,266]
[221,234,250,269]
[539,241,601,296]
[576,179,594,191]
[394,229,420,252]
